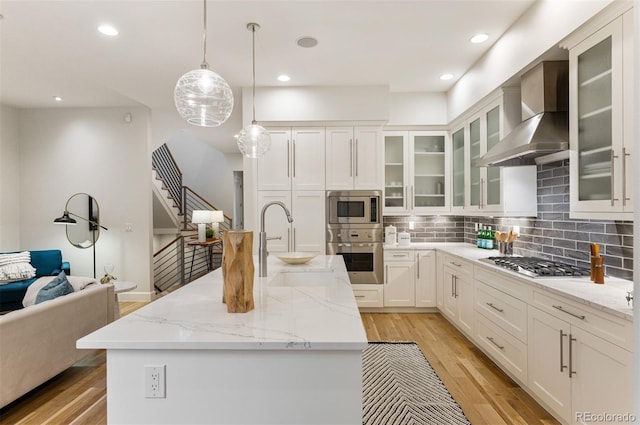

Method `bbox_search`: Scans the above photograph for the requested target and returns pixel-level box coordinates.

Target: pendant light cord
[251,24,257,124]
[201,0,208,69]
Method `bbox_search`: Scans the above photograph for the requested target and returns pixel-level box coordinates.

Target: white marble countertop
[384,242,634,321]
[78,255,368,351]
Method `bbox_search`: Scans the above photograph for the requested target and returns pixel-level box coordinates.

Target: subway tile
[602,255,622,268]
[576,222,605,233]
[542,212,564,221]
[564,249,589,262]
[590,233,624,245]
[553,203,569,212]
[606,267,632,281]
[554,239,576,249]
[543,246,564,256]
[542,194,565,204]
[553,221,576,230]
[605,245,633,258]
[606,223,633,235]
[563,231,590,242]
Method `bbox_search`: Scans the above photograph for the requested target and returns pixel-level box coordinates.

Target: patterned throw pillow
[35,271,73,304]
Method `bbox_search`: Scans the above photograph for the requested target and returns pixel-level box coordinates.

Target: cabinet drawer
[532,289,633,351]
[440,253,473,276]
[475,281,527,343]
[384,250,414,262]
[352,284,383,308]
[475,313,527,384]
[475,266,532,303]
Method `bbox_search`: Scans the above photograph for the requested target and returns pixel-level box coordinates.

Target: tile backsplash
[383,160,634,281]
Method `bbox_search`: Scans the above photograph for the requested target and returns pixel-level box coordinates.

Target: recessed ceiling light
[296,36,318,48]
[98,24,118,36]
[277,75,291,82]
[470,33,489,44]
[53,96,63,102]
[440,73,453,81]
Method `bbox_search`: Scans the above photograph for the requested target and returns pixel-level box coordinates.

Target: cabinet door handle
[355,138,359,177]
[486,336,504,350]
[392,254,405,257]
[417,253,420,278]
[623,147,630,205]
[385,265,388,284]
[350,139,353,177]
[451,275,455,297]
[355,295,365,299]
[287,228,291,252]
[480,177,484,209]
[454,275,458,298]
[569,334,576,378]
[611,149,618,206]
[486,302,504,313]
[552,305,586,320]
[293,139,296,178]
[559,330,568,372]
[411,185,414,210]
[450,261,462,267]
[293,227,296,251]
[287,140,291,177]
[405,185,408,209]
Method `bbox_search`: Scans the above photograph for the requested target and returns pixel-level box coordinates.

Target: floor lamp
[54,194,108,278]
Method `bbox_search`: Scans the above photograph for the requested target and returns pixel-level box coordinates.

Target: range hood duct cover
[475,61,569,167]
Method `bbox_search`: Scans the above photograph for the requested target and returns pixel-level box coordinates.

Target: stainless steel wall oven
[327,191,383,284]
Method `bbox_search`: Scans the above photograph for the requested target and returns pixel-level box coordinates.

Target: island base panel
[106,349,363,424]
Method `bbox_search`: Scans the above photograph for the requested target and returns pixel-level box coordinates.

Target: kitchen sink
[269,270,337,287]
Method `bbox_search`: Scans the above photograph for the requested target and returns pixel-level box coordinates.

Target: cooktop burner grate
[483,256,591,278]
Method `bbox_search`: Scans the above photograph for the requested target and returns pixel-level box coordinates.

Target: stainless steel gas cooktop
[480,256,591,278]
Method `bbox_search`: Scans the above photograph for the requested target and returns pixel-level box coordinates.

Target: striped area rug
[363,342,471,425]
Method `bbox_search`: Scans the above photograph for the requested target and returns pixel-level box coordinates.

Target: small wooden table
[187,238,222,280]
[112,281,137,319]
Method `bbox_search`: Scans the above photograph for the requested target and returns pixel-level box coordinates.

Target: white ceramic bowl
[275,252,318,265]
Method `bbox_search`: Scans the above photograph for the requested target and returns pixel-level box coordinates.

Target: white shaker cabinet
[256,191,325,254]
[440,254,474,337]
[258,127,325,191]
[383,250,415,307]
[414,250,436,307]
[325,126,382,190]
[568,10,634,220]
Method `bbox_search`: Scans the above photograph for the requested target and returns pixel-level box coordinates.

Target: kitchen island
[77,255,367,425]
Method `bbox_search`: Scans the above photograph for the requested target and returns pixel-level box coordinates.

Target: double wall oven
[326,191,383,284]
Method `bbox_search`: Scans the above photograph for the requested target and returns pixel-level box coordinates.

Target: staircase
[152,143,233,293]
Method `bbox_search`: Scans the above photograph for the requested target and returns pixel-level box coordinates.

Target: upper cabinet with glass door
[568,10,633,219]
[457,89,537,217]
[383,131,450,215]
[450,125,466,214]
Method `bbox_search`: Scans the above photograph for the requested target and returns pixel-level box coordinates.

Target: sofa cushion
[0,278,38,312]
[34,272,73,305]
[30,250,64,278]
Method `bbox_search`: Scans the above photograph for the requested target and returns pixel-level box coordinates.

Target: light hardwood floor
[0,306,558,425]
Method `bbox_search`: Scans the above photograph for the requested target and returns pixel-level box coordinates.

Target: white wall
[387,92,447,126]
[0,105,21,250]
[447,0,612,121]
[18,107,153,301]
[167,131,243,217]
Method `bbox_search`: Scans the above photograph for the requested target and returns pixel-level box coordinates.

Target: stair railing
[152,143,183,211]
[152,233,223,293]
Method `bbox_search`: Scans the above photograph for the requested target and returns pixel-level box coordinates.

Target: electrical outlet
[474,222,479,231]
[408,221,415,230]
[145,365,166,398]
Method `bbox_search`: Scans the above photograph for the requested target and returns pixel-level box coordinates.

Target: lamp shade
[237,124,271,158]
[53,211,77,225]
[174,68,234,127]
[192,210,212,224]
[210,210,224,223]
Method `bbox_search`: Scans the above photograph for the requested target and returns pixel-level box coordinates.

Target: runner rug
[362,342,471,425]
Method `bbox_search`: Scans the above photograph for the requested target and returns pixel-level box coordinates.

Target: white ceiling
[0,0,535,152]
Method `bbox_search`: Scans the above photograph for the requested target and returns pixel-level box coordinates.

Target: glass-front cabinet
[452,88,537,217]
[569,13,633,219]
[383,131,449,215]
[450,126,466,212]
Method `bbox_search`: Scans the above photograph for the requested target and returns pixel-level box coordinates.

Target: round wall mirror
[65,193,101,249]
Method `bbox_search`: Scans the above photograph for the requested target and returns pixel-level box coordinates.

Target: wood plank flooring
[0,306,558,424]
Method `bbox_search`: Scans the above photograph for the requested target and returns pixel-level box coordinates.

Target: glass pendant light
[174,0,233,127]
[237,23,271,158]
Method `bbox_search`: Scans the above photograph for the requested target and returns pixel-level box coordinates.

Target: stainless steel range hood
[475,61,569,167]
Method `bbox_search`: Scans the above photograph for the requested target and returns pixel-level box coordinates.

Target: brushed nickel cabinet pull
[417,253,420,278]
[287,140,290,177]
[450,261,462,267]
[355,138,359,176]
[355,295,365,299]
[569,334,576,378]
[560,330,567,372]
[623,147,630,205]
[385,265,388,284]
[552,305,586,320]
[486,302,504,313]
[486,336,504,350]
[350,139,353,177]
[293,139,296,178]
[611,149,618,206]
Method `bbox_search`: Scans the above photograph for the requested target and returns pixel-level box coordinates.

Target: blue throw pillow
[35,271,73,304]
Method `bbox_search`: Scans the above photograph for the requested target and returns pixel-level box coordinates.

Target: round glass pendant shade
[174,68,234,127]
[236,124,271,158]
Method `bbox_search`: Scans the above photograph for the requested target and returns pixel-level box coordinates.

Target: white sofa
[0,283,114,408]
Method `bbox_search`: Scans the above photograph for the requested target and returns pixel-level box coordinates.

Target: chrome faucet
[259,201,294,277]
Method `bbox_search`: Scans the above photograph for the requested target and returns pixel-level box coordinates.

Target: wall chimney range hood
[475,61,569,167]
